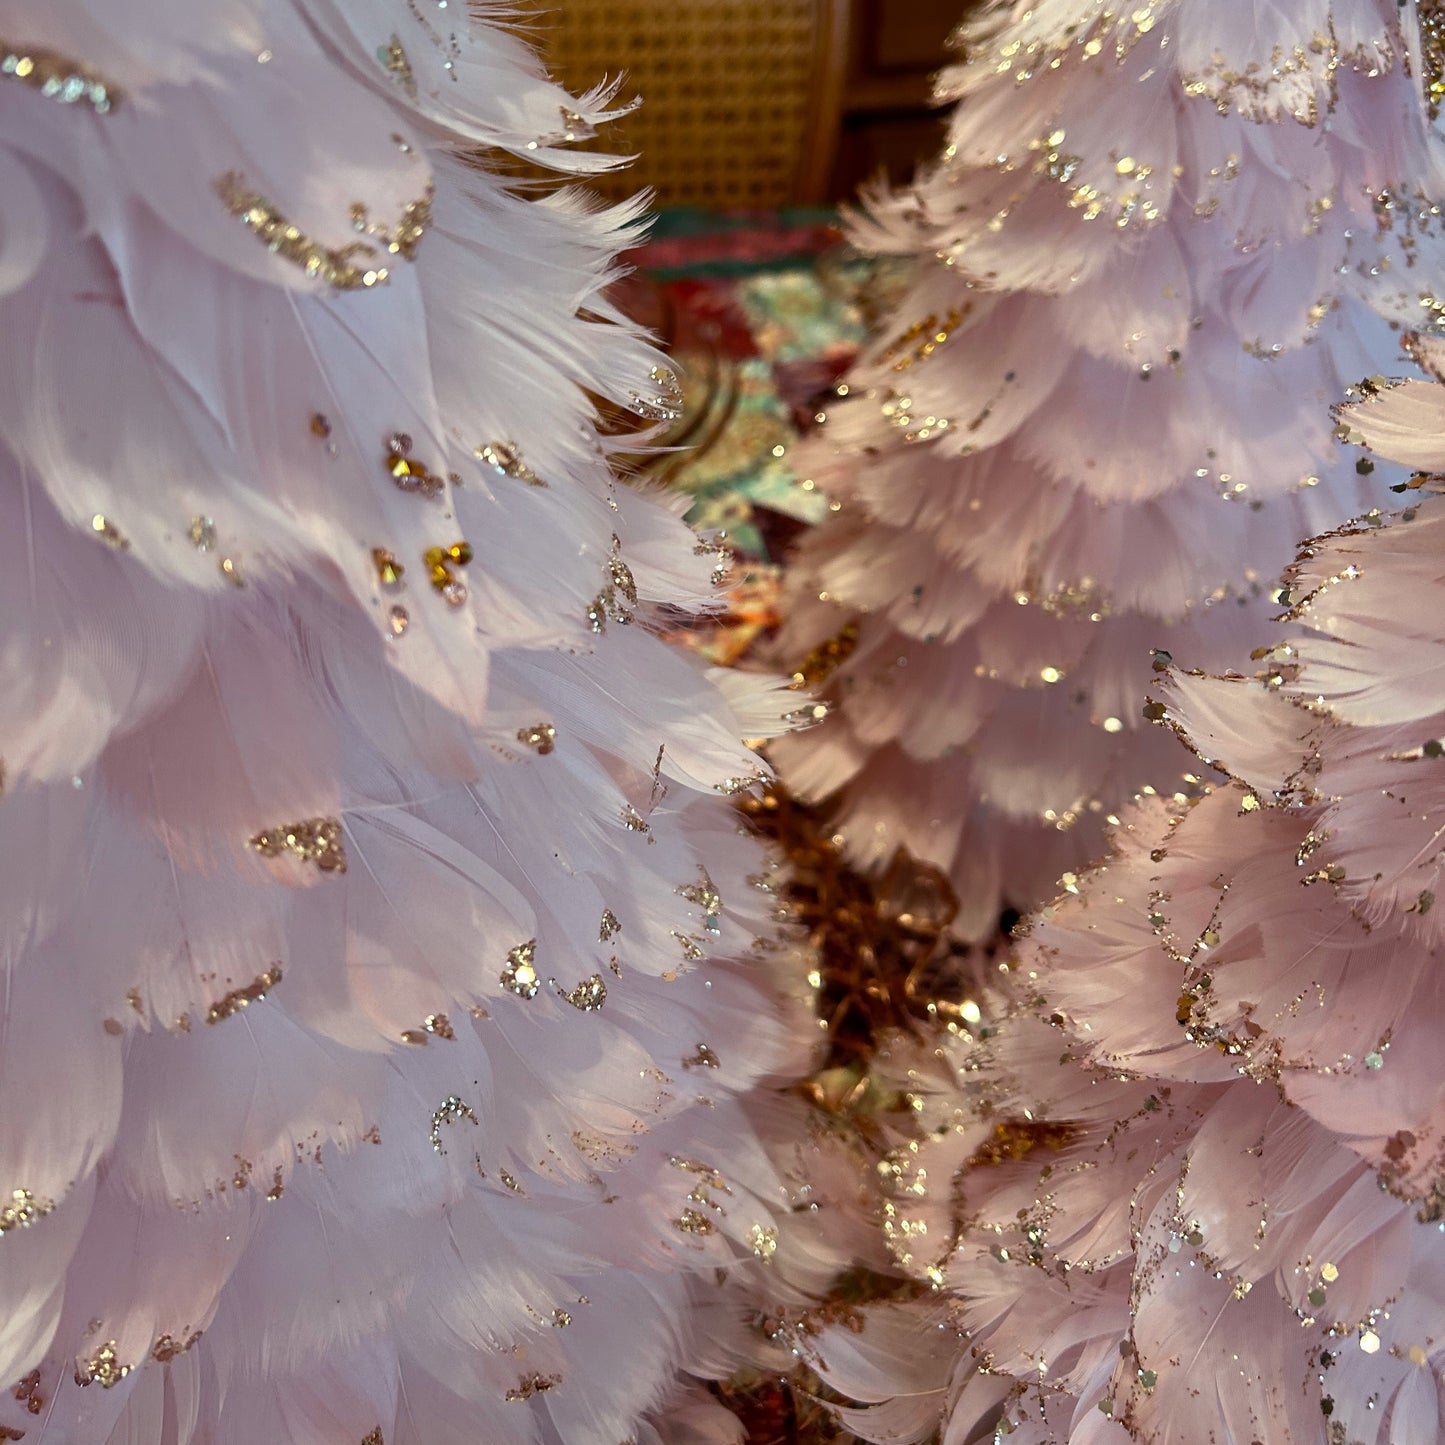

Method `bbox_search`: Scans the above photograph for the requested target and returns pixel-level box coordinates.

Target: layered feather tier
[775,0,1445,938]
[802,347,1445,1443]
[0,5,814,1442]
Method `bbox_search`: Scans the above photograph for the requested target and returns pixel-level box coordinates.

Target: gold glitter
[882,307,966,370]
[498,1169,524,1194]
[188,515,216,551]
[204,965,282,1025]
[215,172,412,289]
[14,1368,42,1415]
[0,42,117,111]
[673,1208,715,1235]
[150,1330,201,1363]
[588,536,637,632]
[505,1373,561,1402]
[75,1342,130,1389]
[671,930,705,962]
[384,433,444,498]
[349,184,433,260]
[677,869,722,932]
[682,1043,719,1070]
[621,804,650,833]
[501,939,540,998]
[377,33,415,96]
[371,548,405,586]
[89,514,128,550]
[0,1189,53,1235]
[599,909,621,942]
[477,440,544,486]
[791,622,859,688]
[249,816,347,873]
[429,1095,478,1154]
[551,1308,572,1328]
[516,723,556,755]
[1424,2,1445,119]
[748,1223,778,1260]
[555,974,607,1011]
[424,1013,453,1039]
[630,365,683,422]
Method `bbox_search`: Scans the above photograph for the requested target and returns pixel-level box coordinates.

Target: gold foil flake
[516,723,556,755]
[349,184,433,260]
[682,1042,719,1070]
[150,1330,201,1363]
[249,816,347,873]
[505,1373,560,1402]
[599,909,621,942]
[204,965,282,1025]
[89,514,128,550]
[75,1342,130,1389]
[0,1189,53,1235]
[1,43,117,111]
[748,1223,778,1260]
[188,515,217,551]
[630,365,683,422]
[555,974,607,1011]
[429,1095,478,1155]
[621,804,650,833]
[477,440,544,486]
[371,548,405,586]
[501,940,540,998]
[677,869,722,932]
[215,172,393,289]
[377,34,416,96]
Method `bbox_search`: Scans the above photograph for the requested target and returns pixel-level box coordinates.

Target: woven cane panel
[536,0,836,206]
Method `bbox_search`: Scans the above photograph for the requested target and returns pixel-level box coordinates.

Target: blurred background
[529,0,963,204]
[514,0,970,657]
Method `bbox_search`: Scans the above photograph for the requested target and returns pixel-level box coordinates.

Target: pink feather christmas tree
[800,338,1445,1443]
[775,0,1445,939]
[0,5,814,1442]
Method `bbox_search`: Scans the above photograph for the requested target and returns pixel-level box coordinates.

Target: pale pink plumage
[773,0,1445,939]
[0,5,814,1442]
[804,361,1445,1442]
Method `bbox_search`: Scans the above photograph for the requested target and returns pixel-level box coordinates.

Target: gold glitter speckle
[1,43,117,111]
[516,723,556,755]
[150,1330,201,1363]
[377,33,415,96]
[677,868,722,932]
[205,965,282,1025]
[429,1095,478,1155]
[505,1373,561,1402]
[75,1342,130,1389]
[215,172,402,289]
[599,908,621,942]
[477,440,544,486]
[673,1208,715,1235]
[682,1043,719,1070]
[249,816,346,874]
[748,1223,778,1260]
[0,1189,53,1235]
[554,974,607,1011]
[501,940,540,998]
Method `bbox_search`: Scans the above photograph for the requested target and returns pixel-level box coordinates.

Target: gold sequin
[748,1223,778,1260]
[204,965,283,1025]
